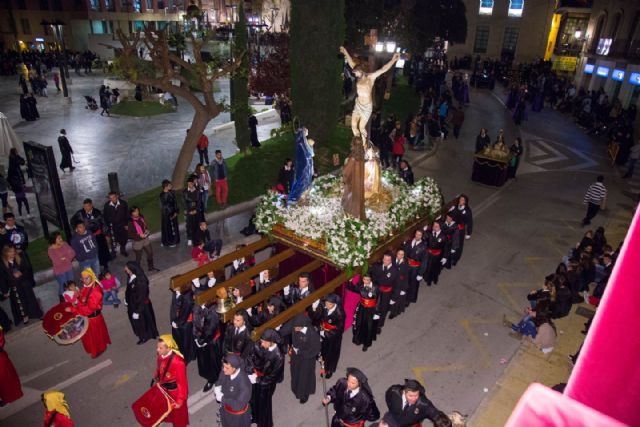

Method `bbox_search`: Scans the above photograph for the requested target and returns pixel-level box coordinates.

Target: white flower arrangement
[253,172,442,270]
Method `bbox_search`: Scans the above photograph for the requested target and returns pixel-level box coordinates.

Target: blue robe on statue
[288,128,314,202]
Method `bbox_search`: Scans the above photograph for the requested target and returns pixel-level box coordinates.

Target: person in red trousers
[42,390,74,426]
[74,268,111,358]
[0,325,23,406]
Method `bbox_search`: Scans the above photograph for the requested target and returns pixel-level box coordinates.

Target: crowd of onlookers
[1,49,100,77]
[505,226,620,355]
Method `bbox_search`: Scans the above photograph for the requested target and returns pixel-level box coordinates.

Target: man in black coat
[321,367,380,427]
[423,222,448,286]
[283,272,315,307]
[103,191,129,256]
[57,129,75,172]
[390,249,410,318]
[312,294,345,379]
[223,311,253,362]
[277,158,294,193]
[402,230,427,304]
[290,314,321,404]
[370,253,398,331]
[448,194,473,266]
[385,379,446,427]
[247,328,284,427]
[193,303,223,392]
[124,261,159,345]
[348,274,379,352]
[439,212,460,270]
[170,288,196,363]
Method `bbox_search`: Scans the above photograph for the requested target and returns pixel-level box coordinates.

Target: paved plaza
[0,77,638,426]
[0,71,280,240]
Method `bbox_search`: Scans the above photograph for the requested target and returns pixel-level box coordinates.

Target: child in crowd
[13,183,30,217]
[62,281,79,305]
[191,241,209,266]
[100,271,121,307]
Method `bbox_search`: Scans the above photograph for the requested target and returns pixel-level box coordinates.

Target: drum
[132,384,174,427]
[42,302,89,345]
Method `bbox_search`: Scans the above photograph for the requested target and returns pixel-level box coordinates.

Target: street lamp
[385,41,396,53]
[375,42,384,52]
[574,28,582,39]
[41,19,70,99]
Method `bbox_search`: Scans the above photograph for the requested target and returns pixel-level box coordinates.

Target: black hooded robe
[160,190,180,247]
[170,290,196,363]
[192,304,223,385]
[290,315,321,401]
[325,374,380,427]
[248,340,284,427]
[125,263,159,342]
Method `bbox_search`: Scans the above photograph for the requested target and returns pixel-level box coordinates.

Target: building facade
[570,0,640,109]
[447,0,557,62]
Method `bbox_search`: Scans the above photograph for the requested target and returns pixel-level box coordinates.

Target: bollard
[108,172,121,195]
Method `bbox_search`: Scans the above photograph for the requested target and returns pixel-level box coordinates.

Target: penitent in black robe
[192,304,223,384]
[160,190,180,247]
[248,342,284,427]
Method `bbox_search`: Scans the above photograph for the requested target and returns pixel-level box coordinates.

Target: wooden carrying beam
[195,248,296,307]
[224,259,324,322]
[252,271,348,341]
[169,237,271,291]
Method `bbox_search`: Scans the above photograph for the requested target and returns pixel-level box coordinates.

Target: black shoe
[325,372,333,379]
[203,382,214,392]
[389,314,396,320]
[136,339,144,345]
[300,397,308,404]
[362,346,369,352]
[149,267,160,273]
[0,400,6,407]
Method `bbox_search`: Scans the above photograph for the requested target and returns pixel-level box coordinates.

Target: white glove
[283,285,291,295]
[312,300,320,310]
[451,249,456,254]
[236,296,243,304]
[400,291,406,296]
[132,313,139,320]
[373,314,380,320]
[194,339,204,348]
[416,275,423,282]
[207,278,216,288]
[171,321,178,329]
[246,307,253,316]
[292,347,299,354]
[192,278,201,288]
[465,235,471,240]
[233,260,240,269]
[214,386,223,402]
[320,330,325,338]
[390,300,396,305]
[440,258,447,265]
[175,290,181,297]
[275,325,282,331]
[248,373,257,384]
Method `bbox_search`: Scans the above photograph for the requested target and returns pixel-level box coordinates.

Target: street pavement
[0,71,280,240]
[0,79,637,427]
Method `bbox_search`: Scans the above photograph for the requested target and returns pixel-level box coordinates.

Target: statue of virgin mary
[288,127,315,202]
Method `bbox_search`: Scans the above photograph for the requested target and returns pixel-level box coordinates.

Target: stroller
[84,95,98,110]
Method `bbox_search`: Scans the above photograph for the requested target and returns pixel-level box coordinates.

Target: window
[90,0,99,10]
[479,0,493,15]
[134,0,141,12]
[91,20,108,34]
[133,20,145,31]
[20,18,31,34]
[74,0,84,10]
[146,0,153,9]
[40,0,49,10]
[508,0,524,17]
[52,0,62,10]
[17,0,26,9]
[105,0,114,10]
[473,25,490,53]
[502,27,519,53]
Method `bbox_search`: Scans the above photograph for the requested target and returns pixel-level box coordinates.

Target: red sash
[428,249,442,256]
[321,321,337,331]
[378,286,393,293]
[457,224,465,230]
[407,258,421,267]
[224,404,249,415]
[360,298,376,308]
[340,420,365,427]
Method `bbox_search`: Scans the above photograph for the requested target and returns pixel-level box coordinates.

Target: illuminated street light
[385,41,396,53]
[574,29,582,39]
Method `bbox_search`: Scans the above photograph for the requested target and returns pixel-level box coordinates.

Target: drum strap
[156,352,175,383]
[84,285,95,306]
[45,412,57,427]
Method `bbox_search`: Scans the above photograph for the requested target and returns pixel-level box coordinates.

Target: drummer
[154,335,189,427]
[73,268,111,358]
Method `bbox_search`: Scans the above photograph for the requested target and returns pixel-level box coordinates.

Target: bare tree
[115,29,243,189]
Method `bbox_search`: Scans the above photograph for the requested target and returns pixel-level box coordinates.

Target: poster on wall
[23,141,72,239]
[552,56,578,72]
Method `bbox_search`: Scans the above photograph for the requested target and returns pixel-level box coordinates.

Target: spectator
[0,172,9,213]
[100,271,121,307]
[103,191,130,257]
[71,221,101,275]
[622,138,640,179]
[127,207,158,272]
[209,150,229,208]
[209,219,225,258]
[507,137,523,179]
[581,175,607,226]
[12,182,30,218]
[277,158,294,193]
[63,281,79,305]
[194,130,210,166]
[159,180,180,247]
[3,213,28,254]
[390,122,406,169]
[249,115,261,148]
[183,176,202,246]
[191,241,209,266]
[57,129,75,173]
[450,106,465,139]
[196,163,212,214]
[47,231,76,298]
[475,128,490,153]
[0,244,43,326]
[399,160,414,186]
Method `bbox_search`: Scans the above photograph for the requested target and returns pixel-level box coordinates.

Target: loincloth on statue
[353,100,373,118]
